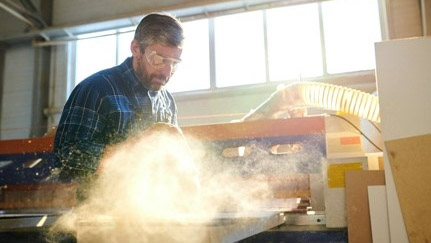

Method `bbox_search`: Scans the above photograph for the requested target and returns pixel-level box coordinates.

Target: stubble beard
[137,62,169,91]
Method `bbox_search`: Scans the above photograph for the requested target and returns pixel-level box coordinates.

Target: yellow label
[327,163,362,188]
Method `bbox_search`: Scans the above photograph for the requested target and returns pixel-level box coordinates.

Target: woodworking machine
[0,82,381,242]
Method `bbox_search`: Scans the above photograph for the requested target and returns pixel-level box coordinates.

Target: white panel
[47,45,70,129]
[368,185,390,243]
[376,38,431,139]
[1,45,35,139]
[375,37,431,243]
[323,157,368,228]
[324,188,346,227]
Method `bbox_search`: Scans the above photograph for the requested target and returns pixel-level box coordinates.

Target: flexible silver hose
[241,82,380,123]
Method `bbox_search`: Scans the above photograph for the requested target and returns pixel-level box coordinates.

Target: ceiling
[0,0,313,46]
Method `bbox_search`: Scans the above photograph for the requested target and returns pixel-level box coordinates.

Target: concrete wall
[0,45,35,139]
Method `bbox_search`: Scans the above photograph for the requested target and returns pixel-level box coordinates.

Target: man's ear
[130,40,142,57]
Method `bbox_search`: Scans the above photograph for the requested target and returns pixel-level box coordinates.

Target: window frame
[71,0,387,97]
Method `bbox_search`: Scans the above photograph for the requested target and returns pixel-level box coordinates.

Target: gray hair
[134,13,184,50]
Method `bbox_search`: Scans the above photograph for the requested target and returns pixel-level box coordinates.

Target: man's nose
[161,63,174,76]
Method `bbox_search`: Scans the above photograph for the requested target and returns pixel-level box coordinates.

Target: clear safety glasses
[144,50,181,71]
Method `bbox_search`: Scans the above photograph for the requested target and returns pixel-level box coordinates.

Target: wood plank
[345,170,385,243]
[385,134,431,243]
[182,117,325,141]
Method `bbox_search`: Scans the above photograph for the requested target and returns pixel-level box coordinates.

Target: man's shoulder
[77,67,124,93]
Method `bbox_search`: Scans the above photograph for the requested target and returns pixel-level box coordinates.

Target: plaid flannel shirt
[53,57,177,181]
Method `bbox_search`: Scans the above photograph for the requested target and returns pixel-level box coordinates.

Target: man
[53,13,184,183]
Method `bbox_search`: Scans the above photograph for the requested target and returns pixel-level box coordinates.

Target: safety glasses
[144,50,181,71]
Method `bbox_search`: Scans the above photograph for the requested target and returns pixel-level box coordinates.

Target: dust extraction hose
[241,82,380,123]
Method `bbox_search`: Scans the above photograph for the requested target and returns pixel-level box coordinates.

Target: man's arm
[54,131,105,181]
[54,81,107,182]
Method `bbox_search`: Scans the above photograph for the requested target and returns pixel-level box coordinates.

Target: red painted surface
[0,136,54,155]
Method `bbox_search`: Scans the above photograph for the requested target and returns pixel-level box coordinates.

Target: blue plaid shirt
[54,57,177,181]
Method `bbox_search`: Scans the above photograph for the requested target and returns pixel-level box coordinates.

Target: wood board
[385,134,431,243]
[345,170,385,243]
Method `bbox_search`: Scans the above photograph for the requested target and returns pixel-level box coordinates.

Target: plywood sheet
[385,134,431,243]
[345,170,385,243]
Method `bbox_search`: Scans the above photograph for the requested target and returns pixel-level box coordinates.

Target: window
[117,27,135,63]
[214,11,266,88]
[75,30,117,85]
[73,0,383,91]
[166,19,210,92]
[266,3,323,81]
[322,0,382,73]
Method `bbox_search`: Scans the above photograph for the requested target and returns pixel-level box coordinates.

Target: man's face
[131,41,182,91]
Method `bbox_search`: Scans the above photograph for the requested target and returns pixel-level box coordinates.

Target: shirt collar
[120,57,162,96]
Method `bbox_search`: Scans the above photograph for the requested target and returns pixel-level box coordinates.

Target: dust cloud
[48,124,323,242]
